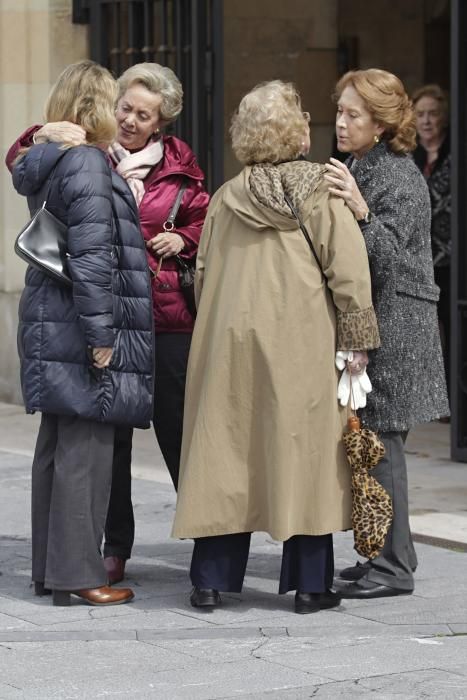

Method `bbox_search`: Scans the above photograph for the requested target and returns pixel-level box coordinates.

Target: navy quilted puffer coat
[13,142,154,428]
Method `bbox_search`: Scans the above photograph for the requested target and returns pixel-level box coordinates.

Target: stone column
[0,0,87,402]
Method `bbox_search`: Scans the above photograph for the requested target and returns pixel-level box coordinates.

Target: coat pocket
[395,277,440,302]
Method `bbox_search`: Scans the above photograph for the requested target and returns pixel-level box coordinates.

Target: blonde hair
[44,60,118,147]
[334,69,416,154]
[412,83,449,128]
[230,80,309,165]
[118,63,183,124]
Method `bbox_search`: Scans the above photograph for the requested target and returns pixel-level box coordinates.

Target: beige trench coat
[172,162,379,541]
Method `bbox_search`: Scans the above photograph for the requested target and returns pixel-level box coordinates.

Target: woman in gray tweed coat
[325,69,449,599]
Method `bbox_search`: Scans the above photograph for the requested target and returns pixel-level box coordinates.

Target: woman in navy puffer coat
[12,61,154,607]
[7,62,209,587]
[15,142,154,425]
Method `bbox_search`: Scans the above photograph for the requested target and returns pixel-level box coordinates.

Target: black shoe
[338,561,370,581]
[294,590,342,614]
[339,561,416,580]
[338,578,413,599]
[190,587,221,609]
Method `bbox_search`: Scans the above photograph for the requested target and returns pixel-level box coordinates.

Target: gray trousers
[31,413,114,590]
[365,431,417,591]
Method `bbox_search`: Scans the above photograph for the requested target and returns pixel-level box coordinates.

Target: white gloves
[335,351,372,410]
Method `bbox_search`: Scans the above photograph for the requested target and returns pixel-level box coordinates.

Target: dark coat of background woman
[412,84,451,397]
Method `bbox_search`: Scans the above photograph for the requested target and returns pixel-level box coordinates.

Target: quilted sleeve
[60,146,115,349]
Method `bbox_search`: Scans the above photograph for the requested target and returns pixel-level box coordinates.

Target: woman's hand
[146,232,185,258]
[347,350,369,375]
[324,157,369,221]
[34,121,87,146]
[92,347,113,369]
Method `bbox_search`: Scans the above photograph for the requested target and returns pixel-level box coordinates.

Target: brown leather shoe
[53,585,134,606]
[104,556,126,585]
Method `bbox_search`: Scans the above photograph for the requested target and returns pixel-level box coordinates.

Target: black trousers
[32,413,114,590]
[190,532,334,594]
[152,333,192,489]
[104,333,191,559]
[103,426,134,560]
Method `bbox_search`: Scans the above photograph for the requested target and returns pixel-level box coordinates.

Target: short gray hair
[118,62,183,124]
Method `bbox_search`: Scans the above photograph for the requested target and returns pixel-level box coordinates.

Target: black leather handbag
[175,254,196,317]
[163,178,197,318]
[14,157,72,287]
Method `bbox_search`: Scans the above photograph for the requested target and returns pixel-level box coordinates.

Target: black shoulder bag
[14,155,72,287]
[162,178,197,318]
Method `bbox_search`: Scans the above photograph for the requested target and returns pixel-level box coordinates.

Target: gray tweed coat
[349,141,449,432]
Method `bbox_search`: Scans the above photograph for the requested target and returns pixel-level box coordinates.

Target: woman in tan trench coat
[172,81,380,614]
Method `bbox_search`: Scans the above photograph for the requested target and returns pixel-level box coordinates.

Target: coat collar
[347,140,389,175]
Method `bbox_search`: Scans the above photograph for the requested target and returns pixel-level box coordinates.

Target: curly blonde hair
[118,63,183,124]
[45,60,118,147]
[230,81,310,165]
[334,69,416,154]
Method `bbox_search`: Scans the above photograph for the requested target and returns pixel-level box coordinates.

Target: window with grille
[73,0,224,192]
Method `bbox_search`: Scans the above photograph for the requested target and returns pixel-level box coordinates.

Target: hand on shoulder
[324,158,369,221]
[34,121,86,147]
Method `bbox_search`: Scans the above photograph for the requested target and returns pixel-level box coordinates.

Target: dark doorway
[424,1,450,88]
[450,0,467,460]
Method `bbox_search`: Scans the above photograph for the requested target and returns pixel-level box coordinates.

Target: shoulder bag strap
[41,149,69,208]
[163,177,189,232]
[151,178,189,279]
[284,192,325,282]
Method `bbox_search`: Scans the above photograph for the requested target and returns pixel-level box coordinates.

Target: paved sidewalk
[0,403,466,699]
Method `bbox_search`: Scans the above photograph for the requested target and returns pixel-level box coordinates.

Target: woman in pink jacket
[7,63,210,586]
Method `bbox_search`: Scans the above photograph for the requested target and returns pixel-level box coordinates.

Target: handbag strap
[163,178,189,232]
[151,178,189,278]
[42,150,68,207]
[284,193,325,281]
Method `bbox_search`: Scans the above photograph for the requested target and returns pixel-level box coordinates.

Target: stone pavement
[0,403,466,699]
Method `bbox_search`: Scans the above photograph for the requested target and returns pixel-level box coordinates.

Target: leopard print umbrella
[343,415,393,559]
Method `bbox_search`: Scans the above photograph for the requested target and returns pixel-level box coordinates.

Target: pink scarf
[108,139,164,205]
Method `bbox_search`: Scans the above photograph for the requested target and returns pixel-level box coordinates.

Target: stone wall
[0,0,87,403]
[337,0,425,93]
[223,0,339,179]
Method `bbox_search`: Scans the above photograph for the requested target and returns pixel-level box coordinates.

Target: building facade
[0,0,88,402]
[2,0,463,453]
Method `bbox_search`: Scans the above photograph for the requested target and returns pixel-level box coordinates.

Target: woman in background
[412,84,451,401]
